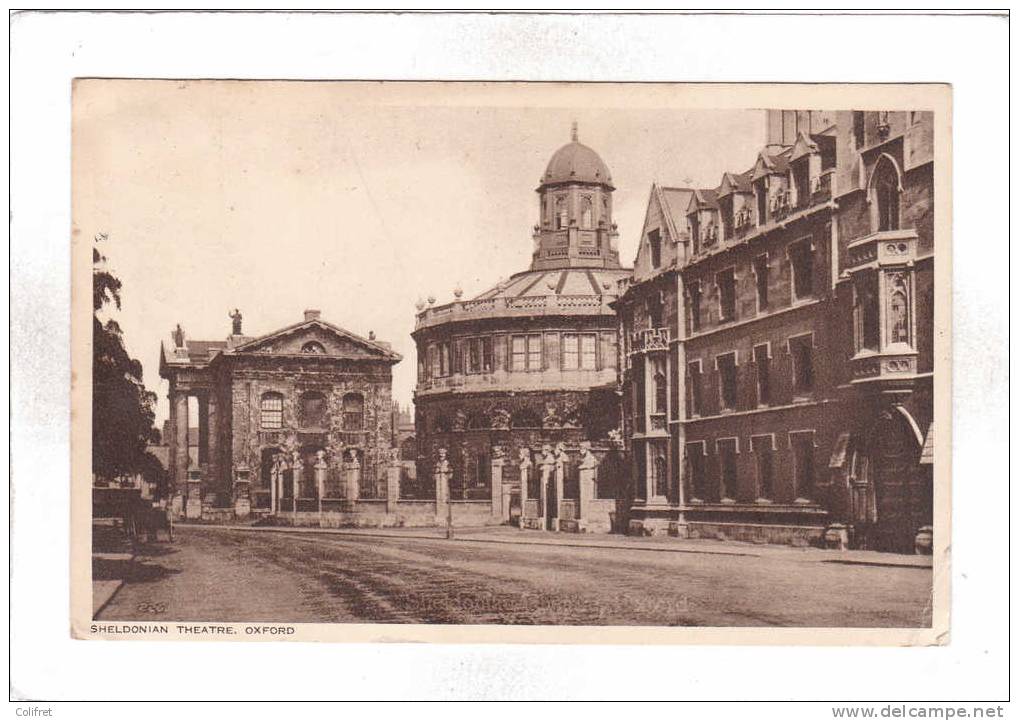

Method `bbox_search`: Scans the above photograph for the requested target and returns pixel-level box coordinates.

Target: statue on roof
[229,308,243,336]
[172,324,185,348]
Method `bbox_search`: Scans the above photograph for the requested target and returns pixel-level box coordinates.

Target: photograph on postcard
[71,81,948,641]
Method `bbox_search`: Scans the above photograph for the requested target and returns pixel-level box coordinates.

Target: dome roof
[541,129,613,188]
[473,267,630,302]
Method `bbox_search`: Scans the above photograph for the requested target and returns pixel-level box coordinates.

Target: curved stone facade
[411,127,630,528]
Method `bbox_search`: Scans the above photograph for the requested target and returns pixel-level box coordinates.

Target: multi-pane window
[749,436,774,501]
[789,239,814,299]
[648,229,662,269]
[299,391,327,429]
[555,196,567,230]
[580,196,593,229]
[874,158,900,231]
[792,159,810,207]
[789,334,815,396]
[341,393,364,432]
[688,282,702,333]
[511,334,542,371]
[686,443,707,501]
[717,352,738,411]
[716,438,739,501]
[889,276,910,345]
[465,336,493,374]
[853,272,880,352]
[753,254,769,311]
[717,268,736,321]
[753,343,771,406]
[755,179,768,225]
[790,431,816,501]
[260,393,283,429]
[430,342,452,378]
[562,333,597,371]
[649,355,667,415]
[686,360,703,417]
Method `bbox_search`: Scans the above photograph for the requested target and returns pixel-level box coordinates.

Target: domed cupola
[541,124,615,190]
[531,123,621,271]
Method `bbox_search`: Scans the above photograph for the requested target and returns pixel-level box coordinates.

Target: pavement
[92,521,136,617]
[96,524,934,627]
[182,521,934,568]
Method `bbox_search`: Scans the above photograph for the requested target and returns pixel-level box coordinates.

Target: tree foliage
[93,239,161,484]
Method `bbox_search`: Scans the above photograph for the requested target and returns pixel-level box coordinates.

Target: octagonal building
[411,126,631,532]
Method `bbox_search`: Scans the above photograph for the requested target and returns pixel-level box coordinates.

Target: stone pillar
[553,442,567,531]
[170,391,189,500]
[233,464,251,520]
[269,455,278,513]
[578,442,598,532]
[314,451,328,516]
[345,452,361,503]
[434,448,451,520]
[538,444,555,530]
[518,448,532,530]
[386,448,401,514]
[291,450,302,519]
[206,393,219,498]
[490,446,505,520]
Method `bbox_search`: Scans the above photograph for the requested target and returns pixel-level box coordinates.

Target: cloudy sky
[74,81,766,423]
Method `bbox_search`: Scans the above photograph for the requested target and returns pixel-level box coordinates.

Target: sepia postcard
[70,80,952,645]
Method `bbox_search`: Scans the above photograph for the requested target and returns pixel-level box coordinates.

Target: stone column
[490,446,505,520]
[386,448,401,514]
[269,454,279,514]
[578,442,598,532]
[553,442,567,531]
[206,393,219,499]
[345,452,361,504]
[538,444,555,530]
[433,448,451,521]
[517,448,531,530]
[171,391,189,500]
[290,450,302,519]
[314,451,328,517]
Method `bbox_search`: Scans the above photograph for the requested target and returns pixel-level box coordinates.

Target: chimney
[304,309,321,322]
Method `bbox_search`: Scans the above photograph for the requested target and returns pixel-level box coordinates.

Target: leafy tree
[92,237,161,486]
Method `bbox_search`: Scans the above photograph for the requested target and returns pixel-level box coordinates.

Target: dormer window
[755,179,768,226]
[719,196,734,240]
[648,229,662,268]
[688,214,701,254]
[301,341,326,354]
[792,159,810,208]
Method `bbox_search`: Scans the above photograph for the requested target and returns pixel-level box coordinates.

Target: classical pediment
[232,319,401,361]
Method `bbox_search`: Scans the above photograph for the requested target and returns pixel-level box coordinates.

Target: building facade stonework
[412,126,630,532]
[159,310,401,520]
[615,109,935,552]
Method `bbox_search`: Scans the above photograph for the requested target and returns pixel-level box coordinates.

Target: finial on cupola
[571,121,579,143]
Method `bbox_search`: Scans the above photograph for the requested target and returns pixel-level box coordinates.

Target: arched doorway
[866,408,923,553]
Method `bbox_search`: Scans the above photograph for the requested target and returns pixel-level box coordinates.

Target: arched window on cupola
[555,196,568,230]
[871,155,902,232]
[580,196,593,229]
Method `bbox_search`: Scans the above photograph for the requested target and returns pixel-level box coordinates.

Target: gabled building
[159,310,401,519]
[616,109,935,552]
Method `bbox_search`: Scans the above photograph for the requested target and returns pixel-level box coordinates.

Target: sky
[74,81,766,424]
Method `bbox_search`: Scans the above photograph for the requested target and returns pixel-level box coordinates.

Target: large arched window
[872,156,901,231]
[341,393,364,431]
[260,392,284,429]
[580,196,593,229]
[555,196,567,230]
[298,391,328,429]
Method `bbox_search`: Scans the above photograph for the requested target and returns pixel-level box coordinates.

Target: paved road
[97,526,933,627]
